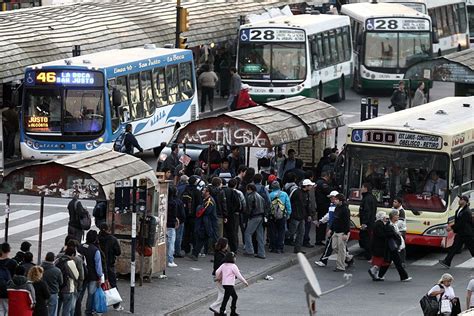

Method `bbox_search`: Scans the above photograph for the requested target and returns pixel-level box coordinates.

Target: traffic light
[179,36,188,49]
[178,7,190,33]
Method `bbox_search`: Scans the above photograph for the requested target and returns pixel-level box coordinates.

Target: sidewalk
[111,245,322,316]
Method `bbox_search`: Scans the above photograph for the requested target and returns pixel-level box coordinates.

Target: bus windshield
[365,31,431,69]
[238,42,306,80]
[346,146,449,212]
[24,88,104,135]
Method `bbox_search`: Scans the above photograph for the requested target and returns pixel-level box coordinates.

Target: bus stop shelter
[172,96,344,167]
[405,48,474,96]
[0,149,168,278]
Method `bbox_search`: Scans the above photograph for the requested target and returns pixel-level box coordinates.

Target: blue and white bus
[20,45,197,160]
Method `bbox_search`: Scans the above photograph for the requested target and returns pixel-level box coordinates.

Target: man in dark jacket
[181,176,203,254]
[315,171,333,245]
[389,80,407,112]
[67,195,86,243]
[161,144,180,176]
[439,195,474,268]
[284,173,307,254]
[78,231,104,316]
[209,177,228,239]
[359,183,377,259]
[330,194,352,272]
[98,223,123,310]
[41,252,63,316]
[224,179,242,252]
[191,186,218,261]
[243,184,266,259]
[123,123,143,155]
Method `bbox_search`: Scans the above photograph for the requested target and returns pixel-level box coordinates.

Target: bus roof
[26,46,190,70]
[426,0,466,8]
[349,97,474,137]
[341,2,427,21]
[241,14,350,31]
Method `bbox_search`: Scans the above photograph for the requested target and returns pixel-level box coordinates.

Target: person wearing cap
[315,190,339,267]
[302,178,317,248]
[330,194,353,272]
[439,195,474,268]
[269,181,292,254]
[235,84,257,110]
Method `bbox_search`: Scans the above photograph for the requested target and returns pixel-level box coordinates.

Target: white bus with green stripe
[341,2,434,91]
[237,14,353,103]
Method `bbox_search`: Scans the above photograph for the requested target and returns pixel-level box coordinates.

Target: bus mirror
[112,88,122,108]
[432,31,439,44]
[11,89,21,108]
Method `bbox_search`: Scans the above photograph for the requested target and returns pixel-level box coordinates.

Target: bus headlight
[33,142,39,150]
[424,224,447,237]
[26,140,33,147]
[85,143,93,150]
[93,140,100,148]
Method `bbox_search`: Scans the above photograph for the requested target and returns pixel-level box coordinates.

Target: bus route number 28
[250,29,275,41]
[367,19,398,31]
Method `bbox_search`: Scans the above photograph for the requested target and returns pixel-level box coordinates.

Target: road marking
[455,258,474,269]
[327,244,361,261]
[411,253,443,266]
[342,114,355,118]
[0,210,38,225]
[0,212,69,237]
[26,227,68,242]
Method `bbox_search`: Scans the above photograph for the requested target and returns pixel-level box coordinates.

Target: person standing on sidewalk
[412,81,426,107]
[27,266,50,316]
[167,187,180,268]
[40,252,62,316]
[198,64,218,112]
[216,252,248,316]
[302,178,317,248]
[2,102,19,159]
[268,181,292,254]
[56,247,80,316]
[439,195,474,269]
[359,183,377,260]
[243,184,266,259]
[209,238,229,316]
[314,171,333,246]
[67,195,86,243]
[191,186,218,261]
[389,80,407,112]
[330,194,353,272]
[226,67,241,111]
[315,190,339,267]
[392,197,407,265]
[284,173,306,254]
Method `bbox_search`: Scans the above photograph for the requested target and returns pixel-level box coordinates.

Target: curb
[4,158,27,169]
[164,247,323,316]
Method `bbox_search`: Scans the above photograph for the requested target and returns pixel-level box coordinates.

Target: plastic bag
[105,287,123,306]
[93,287,108,313]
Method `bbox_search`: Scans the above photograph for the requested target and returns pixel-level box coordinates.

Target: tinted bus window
[154,67,168,107]
[342,26,351,61]
[166,65,180,104]
[116,76,130,122]
[140,71,153,117]
[107,79,120,133]
[179,62,194,100]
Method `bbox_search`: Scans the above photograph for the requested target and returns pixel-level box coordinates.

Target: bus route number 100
[365,131,396,144]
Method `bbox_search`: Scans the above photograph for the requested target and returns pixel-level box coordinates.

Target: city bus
[427,0,470,55]
[237,14,353,103]
[350,0,427,14]
[340,2,433,91]
[468,0,474,44]
[20,45,197,160]
[338,96,474,248]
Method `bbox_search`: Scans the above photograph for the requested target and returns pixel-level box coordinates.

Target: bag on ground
[104,287,123,306]
[93,287,108,313]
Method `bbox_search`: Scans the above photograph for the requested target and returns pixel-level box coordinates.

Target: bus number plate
[366,18,430,31]
[352,129,442,150]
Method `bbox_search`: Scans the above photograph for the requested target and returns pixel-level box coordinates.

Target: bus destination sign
[25,70,103,87]
[240,28,305,42]
[366,18,430,32]
[351,129,443,150]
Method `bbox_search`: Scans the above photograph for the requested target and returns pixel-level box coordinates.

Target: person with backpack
[13,241,32,266]
[56,247,80,316]
[268,181,292,254]
[0,243,18,316]
[243,184,266,259]
[7,265,36,316]
[209,177,228,240]
[223,179,243,253]
[122,123,143,155]
[284,173,307,254]
[98,223,123,311]
[67,195,91,243]
[40,252,62,316]
[92,201,107,228]
[181,176,203,255]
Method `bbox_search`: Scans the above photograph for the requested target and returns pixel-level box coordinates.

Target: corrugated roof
[0,0,299,84]
[442,48,474,71]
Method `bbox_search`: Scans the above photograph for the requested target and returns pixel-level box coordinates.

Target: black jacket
[167,198,179,228]
[67,198,84,230]
[40,261,63,295]
[371,220,387,257]
[359,192,377,228]
[390,89,407,110]
[180,184,202,218]
[78,243,102,282]
[209,186,228,218]
[33,280,50,316]
[212,250,227,276]
[123,132,142,154]
[331,203,350,234]
[452,205,473,237]
[98,231,121,267]
[285,183,306,221]
[315,178,332,216]
[223,187,240,217]
[162,152,180,175]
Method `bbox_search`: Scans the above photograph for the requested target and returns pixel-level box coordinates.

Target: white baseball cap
[302,179,315,186]
[241,84,250,90]
[327,190,339,197]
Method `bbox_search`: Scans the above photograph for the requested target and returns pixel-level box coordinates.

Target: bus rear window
[346,146,449,212]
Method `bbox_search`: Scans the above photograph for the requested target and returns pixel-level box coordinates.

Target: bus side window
[329,29,338,64]
[336,28,344,63]
[457,3,467,33]
[116,76,130,123]
[129,73,142,120]
[322,32,331,66]
[107,79,120,133]
[153,67,168,107]
[140,71,153,117]
[446,5,455,35]
[309,35,318,70]
[462,146,474,191]
[316,33,324,68]
[342,26,351,61]
[166,64,180,104]
[179,62,194,100]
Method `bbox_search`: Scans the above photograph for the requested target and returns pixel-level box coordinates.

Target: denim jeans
[244,216,265,257]
[85,281,98,316]
[288,218,305,250]
[60,292,76,316]
[0,298,7,316]
[174,223,184,256]
[167,227,176,263]
[49,292,59,316]
[74,283,86,316]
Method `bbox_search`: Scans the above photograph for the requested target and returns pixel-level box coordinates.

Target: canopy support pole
[130,179,137,314]
[37,195,44,265]
[4,193,10,242]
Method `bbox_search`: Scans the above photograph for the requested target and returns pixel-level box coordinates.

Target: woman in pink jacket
[216,252,248,316]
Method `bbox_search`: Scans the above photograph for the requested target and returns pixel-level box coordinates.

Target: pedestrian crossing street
[326,243,474,270]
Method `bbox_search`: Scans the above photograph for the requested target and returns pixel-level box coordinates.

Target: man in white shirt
[423,170,447,196]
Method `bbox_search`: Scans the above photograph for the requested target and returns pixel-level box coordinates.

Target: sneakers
[315,261,327,267]
[199,253,206,258]
[167,262,178,267]
[401,277,412,282]
[113,305,125,311]
[438,260,450,269]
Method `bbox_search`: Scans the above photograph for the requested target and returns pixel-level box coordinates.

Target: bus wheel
[457,44,462,52]
[318,83,323,101]
[153,147,161,157]
[335,76,345,102]
[438,49,442,57]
